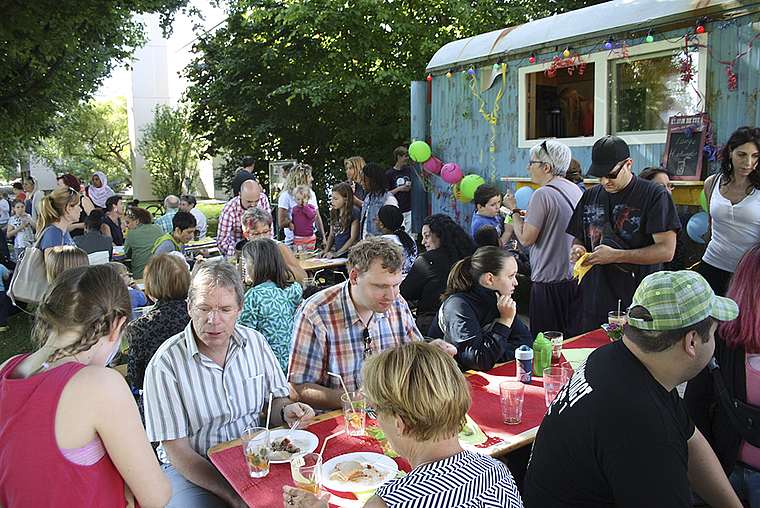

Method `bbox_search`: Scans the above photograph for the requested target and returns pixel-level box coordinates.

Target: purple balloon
[440,163,463,184]
[422,157,443,175]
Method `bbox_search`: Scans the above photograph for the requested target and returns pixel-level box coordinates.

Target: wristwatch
[508,208,523,218]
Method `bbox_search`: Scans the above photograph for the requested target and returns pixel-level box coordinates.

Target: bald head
[240,179,261,210]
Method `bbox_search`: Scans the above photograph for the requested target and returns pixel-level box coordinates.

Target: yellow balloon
[454,182,472,202]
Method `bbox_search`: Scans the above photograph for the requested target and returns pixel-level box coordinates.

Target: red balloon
[440,163,463,184]
[422,157,443,175]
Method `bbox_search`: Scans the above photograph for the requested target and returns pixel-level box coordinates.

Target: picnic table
[207,329,610,507]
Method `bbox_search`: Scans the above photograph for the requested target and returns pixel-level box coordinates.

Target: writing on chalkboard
[663,114,709,181]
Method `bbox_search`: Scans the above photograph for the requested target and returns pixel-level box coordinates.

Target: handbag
[8,226,54,305]
[708,357,760,448]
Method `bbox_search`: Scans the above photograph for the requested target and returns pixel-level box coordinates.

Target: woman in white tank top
[698,126,760,295]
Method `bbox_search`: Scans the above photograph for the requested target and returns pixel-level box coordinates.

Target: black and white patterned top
[375,450,523,508]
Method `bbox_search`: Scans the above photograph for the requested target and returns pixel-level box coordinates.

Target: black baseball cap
[587,135,630,177]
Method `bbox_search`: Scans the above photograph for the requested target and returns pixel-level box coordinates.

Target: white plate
[268,429,319,463]
[322,452,398,493]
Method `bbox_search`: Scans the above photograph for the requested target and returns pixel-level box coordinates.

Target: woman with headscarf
[87,171,115,208]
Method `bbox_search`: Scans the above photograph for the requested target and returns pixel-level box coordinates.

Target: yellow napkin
[574,253,592,283]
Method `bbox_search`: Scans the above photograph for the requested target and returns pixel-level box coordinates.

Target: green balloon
[460,174,486,199]
[408,141,432,162]
[700,189,708,212]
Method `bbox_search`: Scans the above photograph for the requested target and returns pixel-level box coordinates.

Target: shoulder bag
[8,226,55,305]
[708,357,760,448]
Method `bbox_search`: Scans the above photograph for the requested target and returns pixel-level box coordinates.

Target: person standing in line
[386,146,413,237]
[503,139,584,339]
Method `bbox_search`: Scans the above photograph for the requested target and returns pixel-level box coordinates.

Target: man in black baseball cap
[565,135,681,331]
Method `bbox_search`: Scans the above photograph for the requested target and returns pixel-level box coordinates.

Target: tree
[0,0,187,155]
[138,104,206,198]
[32,97,132,190]
[184,0,609,198]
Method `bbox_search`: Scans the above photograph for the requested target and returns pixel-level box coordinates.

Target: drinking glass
[241,427,270,478]
[543,366,565,407]
[341,391,366,436]
[544,331,564,365]
[290,452,322,496]
[499,380,525,425]
[608,311,627,326]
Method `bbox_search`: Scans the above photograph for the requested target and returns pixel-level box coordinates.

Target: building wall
[421,13,760,225]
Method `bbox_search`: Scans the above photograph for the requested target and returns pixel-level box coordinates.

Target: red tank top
[0,354,130,507]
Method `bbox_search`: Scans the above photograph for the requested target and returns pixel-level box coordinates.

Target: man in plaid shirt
[216,179,263,257]
[288,237,455,410]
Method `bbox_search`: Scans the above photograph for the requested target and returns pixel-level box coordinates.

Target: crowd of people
[1,128,760,508]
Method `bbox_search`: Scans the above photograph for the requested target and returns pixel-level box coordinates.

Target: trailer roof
[426,0,749,73]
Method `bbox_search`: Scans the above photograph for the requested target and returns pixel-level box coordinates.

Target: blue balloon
[515,186,535,210]
[686,212,709,244]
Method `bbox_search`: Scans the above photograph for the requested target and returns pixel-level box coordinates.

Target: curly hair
[423,214,475,261]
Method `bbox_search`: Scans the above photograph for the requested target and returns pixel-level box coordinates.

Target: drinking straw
[265,392,273,429]
[319,430,345,457]
[617,299,621,316]
[328,371,352,405]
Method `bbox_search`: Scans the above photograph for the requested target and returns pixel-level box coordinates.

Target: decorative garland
[466,65,506,182]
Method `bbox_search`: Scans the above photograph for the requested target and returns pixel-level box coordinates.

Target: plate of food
[267,430,318,463]
[322,452,398,492]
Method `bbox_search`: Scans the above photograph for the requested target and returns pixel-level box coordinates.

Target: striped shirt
[143,322,289,458]
[288,281,422,392]
[376,450,524,508]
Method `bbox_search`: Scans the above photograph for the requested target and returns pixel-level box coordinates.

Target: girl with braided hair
[0,264,171,507]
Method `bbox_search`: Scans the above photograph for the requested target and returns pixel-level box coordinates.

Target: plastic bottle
[515,345,533,384]
[533,332,553,376]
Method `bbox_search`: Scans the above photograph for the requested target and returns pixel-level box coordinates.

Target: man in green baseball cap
[525,270,742,508]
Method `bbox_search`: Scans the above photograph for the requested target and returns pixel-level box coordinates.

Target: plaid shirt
[217,194,272,256]
[155,209,178,233]
[288,281,422,392]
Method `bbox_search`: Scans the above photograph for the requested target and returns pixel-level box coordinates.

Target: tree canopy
[184,0,608,194]
[0,0,187,156]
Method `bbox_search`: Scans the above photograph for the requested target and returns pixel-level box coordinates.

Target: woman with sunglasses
[697,126,760,296]
[37,187,81,258]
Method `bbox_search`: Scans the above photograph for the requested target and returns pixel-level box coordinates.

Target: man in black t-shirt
[524,270,741,508]
[567,136,680,331]
[386,146,413,236]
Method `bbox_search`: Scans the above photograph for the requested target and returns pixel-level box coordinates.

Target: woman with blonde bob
[126,254,191,417]
[283,342,523,508]
[37,186,81,258]
[344,156,367,207]
[0,265,172,507]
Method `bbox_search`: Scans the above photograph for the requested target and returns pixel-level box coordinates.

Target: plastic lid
[515,344,533,359]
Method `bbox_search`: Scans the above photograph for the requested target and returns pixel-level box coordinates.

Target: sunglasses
[362,328,372,359]
[602,159,629,180]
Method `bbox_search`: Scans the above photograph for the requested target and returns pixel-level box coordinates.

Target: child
[6,199,36,262]
[291,184,317,254]
[238,238,303,374]
[374,205,417,278]
[470,184,513,245]
[107,262,148,316]
[320,182,360,258]
[44,245,89,283]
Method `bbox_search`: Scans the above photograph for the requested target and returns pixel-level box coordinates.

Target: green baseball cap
[628,270,738,330]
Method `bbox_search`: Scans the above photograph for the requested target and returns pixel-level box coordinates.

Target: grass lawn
[0,309,35,364]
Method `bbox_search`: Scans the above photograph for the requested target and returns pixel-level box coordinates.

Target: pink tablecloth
[209,329,610,506]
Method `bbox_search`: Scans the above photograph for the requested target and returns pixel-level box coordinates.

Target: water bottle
[515,345,533,384]
[533,332,553,376]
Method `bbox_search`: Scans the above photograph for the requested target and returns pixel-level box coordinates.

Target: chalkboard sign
[663,114,709,181]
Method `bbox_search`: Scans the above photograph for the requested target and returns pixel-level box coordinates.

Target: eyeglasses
[529,160,545,166]
[362,328,372,359]
[665,183,675,190]
[601,159,629,180]
[193,306,238,318]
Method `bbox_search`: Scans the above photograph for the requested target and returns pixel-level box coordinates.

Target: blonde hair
[45,245,89,283]
[37,187,80,236]
[33,265,131,372]
[293,184,311,200]
[144,254,191,301]
[362,342,471,442]
[283,164,313,193]
[344,156,366,181]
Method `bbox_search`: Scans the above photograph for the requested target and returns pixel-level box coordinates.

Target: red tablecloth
[209,329,610,506]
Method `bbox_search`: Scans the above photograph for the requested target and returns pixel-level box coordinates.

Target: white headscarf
[88,171,115,207]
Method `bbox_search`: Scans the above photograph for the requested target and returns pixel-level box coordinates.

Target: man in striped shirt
[144,259,315,508]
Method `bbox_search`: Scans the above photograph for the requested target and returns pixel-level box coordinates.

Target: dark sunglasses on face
[602,159,629,180]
